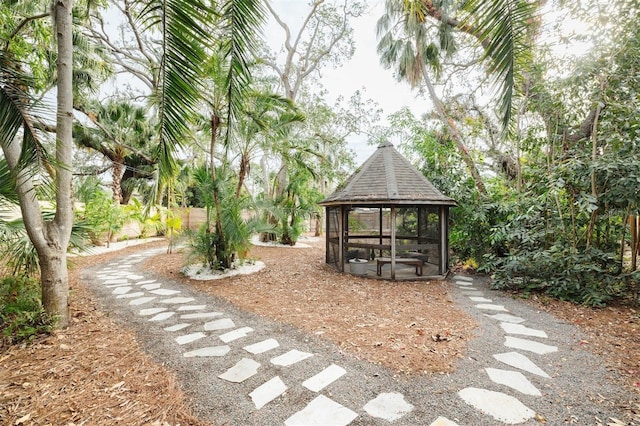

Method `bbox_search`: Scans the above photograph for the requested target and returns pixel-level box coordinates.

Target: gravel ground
[81,248,638,425]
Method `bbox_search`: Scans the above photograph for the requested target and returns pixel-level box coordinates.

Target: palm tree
[376,0,536,196]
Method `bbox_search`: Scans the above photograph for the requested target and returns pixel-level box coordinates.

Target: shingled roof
[320,142,456,206]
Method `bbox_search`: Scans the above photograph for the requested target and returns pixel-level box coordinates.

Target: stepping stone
[461,290,485,297]
[504,336,558,355]
[183,345,230,357]
[103,278,128,285]
[218,358,260,383]
[244,339,280,354]
[160,297,195,304]
[178,305,207,311]
[164,323,191,332]
[430,417,459,426]
[150,289,181,296]
[249,376,287,409]
[486,313,525,324]
[271,349,313,366]
[485,368,541,396]
[125,274,144,280]
[456,281,474,287]
[105,283,133,288]
[129,297,156,306]
[475,304,508,312]
[285,395,358,426]
[149,311,175,321]
[175,332,206,345]
[180,312,223,320]
[453,275,474,282]
[116,292,145,299]
[141,283,162,290]
[363,392,414,422]
[458,387,535,424]
[204,318,235,331]
[139,307,168,316]
[112,286,132,295]
[500,322,548,338]
[469,296,492,303]
[493,352,550,378]
[136,279,157,285]
[303,364,346,392]
[219,327,254,343]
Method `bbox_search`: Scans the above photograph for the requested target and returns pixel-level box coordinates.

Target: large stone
[271,349,313,367]
[500,322,548,338]
[475,304,508,312]
[485,368,541,396]
[203,318,235,331]
[493,352,550,378]
[218,358,260,383]
[175,332,206,345]
[485,313,526,324]
[285,395,358,426]
[458,387,535,424]
[429,417,459,426]
[249,376,287,409]
[504,336,558,355]
[302,364,346,392]
[183,345,230,357]
[219,327,254,343]
[244,338,280,354]
[363,392,414,422]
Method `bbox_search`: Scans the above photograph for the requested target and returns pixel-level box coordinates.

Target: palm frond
[460,0,536,131]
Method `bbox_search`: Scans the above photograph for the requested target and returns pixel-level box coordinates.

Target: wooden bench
[376,257,423,276]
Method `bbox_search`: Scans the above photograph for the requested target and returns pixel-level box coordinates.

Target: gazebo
[319,142,457,280]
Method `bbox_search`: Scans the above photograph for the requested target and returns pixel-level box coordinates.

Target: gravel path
[81,247,636,425]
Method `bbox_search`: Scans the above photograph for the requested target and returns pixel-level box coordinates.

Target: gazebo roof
[320,142,457,206]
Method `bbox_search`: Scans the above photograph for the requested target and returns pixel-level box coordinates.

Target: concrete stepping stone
[493,352,550,378]
[501,322,548,338]
[164,323,191,332]
[469,296,492,303]
[183,345,230,357]
[249,376,287,409]
[141,283,162,290]
[486,313,525,324]
[204,318,235,331]
[458,387,535,424]
[178,305,207,311]
[504,336,558,355]
[136,279,157,285]
[150,289,181,296]
[218,358,260,383]
[475,304,508,312]
[139,307,168,316]
[160,297,195,304]
[485,368,541,396]
[302,364,346,392]
[271,349,313,366]
[112,286,132,295]
[453,275,474,282]
[180,312,223,320]
[244,339,280,354]
[430,417,459,426]
[363,392,414,422]
[461,290,485,296]
[149,311,175,321]
[116,292,145,299]
[103,278,129,285]
[456,281,474,287]
[175,332,206,345]
[105,283,134,288]
[219,327,254,343]
[129,297,156,306]
[284,395,358,426]
[125,274,144,280]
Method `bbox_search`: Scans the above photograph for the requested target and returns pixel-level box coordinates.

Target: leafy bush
[0,276,52,345]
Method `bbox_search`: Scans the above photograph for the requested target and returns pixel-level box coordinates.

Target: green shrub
[0,276,52,345]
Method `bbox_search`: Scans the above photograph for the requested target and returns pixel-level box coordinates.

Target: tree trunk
[420,63,487,196]
[40,246,70,324]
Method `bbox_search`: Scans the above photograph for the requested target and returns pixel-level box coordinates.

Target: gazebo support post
[338,206,345,272]
[391,205,396,280]
[439,206,448,275]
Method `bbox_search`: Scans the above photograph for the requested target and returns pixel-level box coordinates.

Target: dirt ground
[1,237,639,425]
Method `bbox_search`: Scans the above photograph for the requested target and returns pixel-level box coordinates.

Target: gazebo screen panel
[326,206,340,270]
